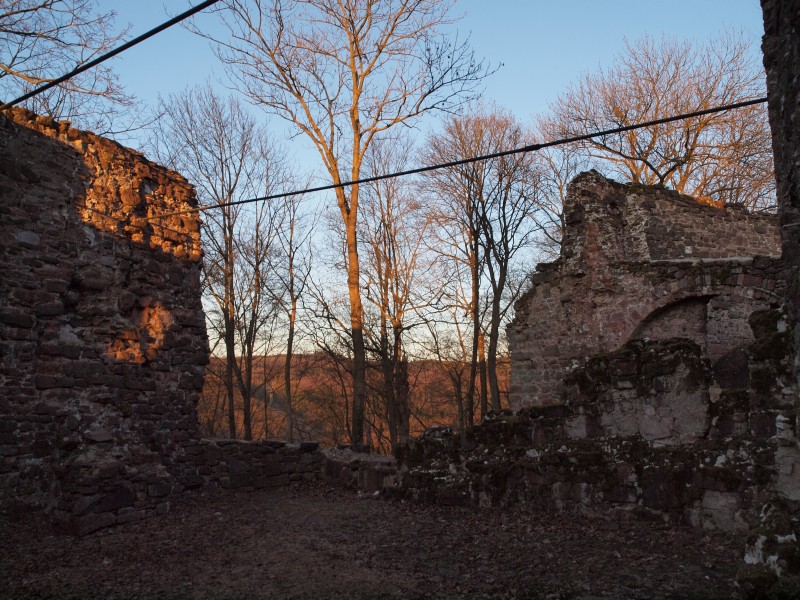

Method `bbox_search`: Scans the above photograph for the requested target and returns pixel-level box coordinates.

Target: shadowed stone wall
[0,108,208,534]
[753,0,800,589]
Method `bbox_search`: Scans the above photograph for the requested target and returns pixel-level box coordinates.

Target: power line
[148,96,768,221]
[0,0,222,111]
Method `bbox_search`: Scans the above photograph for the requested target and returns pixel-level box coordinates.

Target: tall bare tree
[474,112,542,411]
[422,115,485,425]
[423,106,541,419]
[200,0,489,447]
[150,84,287,440]
[270,194,314,442]
[547,31,775,210]
[360,134,431,450]
[0,0,132,132]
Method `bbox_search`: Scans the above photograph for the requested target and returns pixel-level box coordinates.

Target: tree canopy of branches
[0,0,131,132]
[204,0,490,448]
[547,32,775,211]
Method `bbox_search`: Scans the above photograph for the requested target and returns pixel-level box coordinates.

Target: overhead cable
[0,0,222,111]
[147,96,768,221]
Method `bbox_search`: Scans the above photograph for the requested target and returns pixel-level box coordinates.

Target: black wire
[0,0,222,111]
[148,96,769,220]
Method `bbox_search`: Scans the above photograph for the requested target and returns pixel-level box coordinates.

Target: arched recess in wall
[628,295,714,348]
[626,287,783,390]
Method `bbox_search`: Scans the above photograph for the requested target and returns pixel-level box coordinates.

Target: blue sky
[111,0,765,169]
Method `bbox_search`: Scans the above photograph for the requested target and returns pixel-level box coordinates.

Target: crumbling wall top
[2,107,203,262]
[560,171,780,270]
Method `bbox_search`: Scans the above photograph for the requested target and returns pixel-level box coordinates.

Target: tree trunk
[343,197,367,449]
[242,353,253,441]
[466,241,480,427]
[285,295,296,442]
[264,386,272,440]
[224,219,237,439]
[478,331,488,420]
[394,351,411,449]
[385,327,410,452]
[383,355,397,448]
[487,292,502,412]
[224,322,236,440]
[452,370,467,444]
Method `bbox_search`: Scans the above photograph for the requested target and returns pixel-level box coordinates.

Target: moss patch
[749,331,793,361]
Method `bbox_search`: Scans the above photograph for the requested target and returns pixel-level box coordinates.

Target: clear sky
[110,0,766,170]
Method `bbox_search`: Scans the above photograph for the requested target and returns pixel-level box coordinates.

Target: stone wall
[762,0,800,272]
[197,439,321,490]
[509,171,783,408]
[756,0,800,589]
[396,323,795,530]
[0,108,209,534]
[320,448,398,494]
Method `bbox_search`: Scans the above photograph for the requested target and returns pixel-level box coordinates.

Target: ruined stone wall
[397,166,797,588]
[560,179,779,268]
[396,171,796,530]
[509,172,782,408]
[756,1,800,588]
[396,320,795,529]
[0,108,208,534]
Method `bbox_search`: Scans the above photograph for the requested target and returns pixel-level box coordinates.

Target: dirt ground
[2,481,748,600]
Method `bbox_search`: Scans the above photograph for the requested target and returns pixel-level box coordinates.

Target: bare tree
[422,116,485,426]
[0,0,132,132]
[199,0,489,447]
[474,112,541,411]
[547,31,775,210]
[423,106,541,419]
[360,133,431,451]
[270,194,314,442]
[150,84,287,440]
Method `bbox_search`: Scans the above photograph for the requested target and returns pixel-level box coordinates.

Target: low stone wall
[195,439,321,490]
[321,448,397,494]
